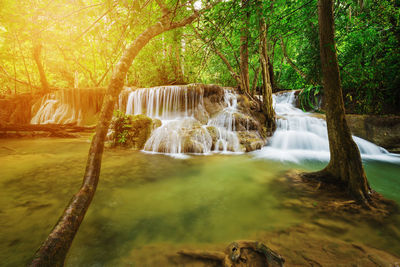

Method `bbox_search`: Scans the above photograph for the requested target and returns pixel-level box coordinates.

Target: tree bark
[33,43,51,92]
[29,8,201,267]
[173,30,185,84]
[310,0,370,203]
[251,64,261,95]
[15,33,33,93]
[240,0,250,94]
[259,6,276,132]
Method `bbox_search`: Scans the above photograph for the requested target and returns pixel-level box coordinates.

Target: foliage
[0,0,399,114]
[298,85,321,112]
[111,110,132,146]
[109,110,153,149]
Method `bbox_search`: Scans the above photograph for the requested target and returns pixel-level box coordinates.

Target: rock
[233,113,260,131]
[206,126,218,149]
[178,240,285,267]
[194,105,210,124]
[203,97,224,117]
[152,118,162,130]
[0,93,38,124]
[109,113,153,150]
[237,131,266,152]
[130,115,153,149]
[144,118,212,153]
[346,114,400,152]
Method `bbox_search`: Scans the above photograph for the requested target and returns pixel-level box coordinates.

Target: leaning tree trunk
[33,43,51,93]
[259,8,276,132]
[313,0,370,202]
[29,11,200,267]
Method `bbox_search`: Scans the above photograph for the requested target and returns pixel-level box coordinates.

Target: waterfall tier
[253,91,400,163]
[31,89,104,126]
[122,84,265,155]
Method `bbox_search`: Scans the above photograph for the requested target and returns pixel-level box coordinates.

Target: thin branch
[74,3,118,41]
[193,26,241,84]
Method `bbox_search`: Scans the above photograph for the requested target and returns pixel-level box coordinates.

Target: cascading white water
[253,91,400,163]
[123,86,241,155]
[30,89,104,126]
[207,90,240,152]
[31,91,84,125]
[125,86,203,119]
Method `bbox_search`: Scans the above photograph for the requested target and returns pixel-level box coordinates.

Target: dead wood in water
[0,124,95,133]
[0,124,95,138]
[178,240,285,267]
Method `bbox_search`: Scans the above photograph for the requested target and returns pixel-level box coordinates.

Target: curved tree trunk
[29,10,200,267]
[310,0,370,203]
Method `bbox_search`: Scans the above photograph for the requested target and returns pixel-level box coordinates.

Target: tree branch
[280,36,317,85]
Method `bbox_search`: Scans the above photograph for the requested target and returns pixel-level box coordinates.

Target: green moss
[110,111,153,150]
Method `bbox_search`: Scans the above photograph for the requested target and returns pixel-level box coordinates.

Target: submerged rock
[178,240,285,267]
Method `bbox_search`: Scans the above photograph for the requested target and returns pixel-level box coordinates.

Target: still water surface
[0,138,399,266]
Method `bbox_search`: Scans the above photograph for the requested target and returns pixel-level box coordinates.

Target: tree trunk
[251,64,261,96]
[29,10,200,267]
[240,0,250,94]
[33,43,51,92]
[311,0,370,202]
[259,8,276,132]
[15,33,33,93]
[173,30,185,84]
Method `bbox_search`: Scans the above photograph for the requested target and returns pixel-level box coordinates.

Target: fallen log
[0,124,95,133]
[0,124,96,138]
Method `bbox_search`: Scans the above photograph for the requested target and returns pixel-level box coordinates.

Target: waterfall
[207,89,240,152]
[253,91,400,163]
[30,89,104,126]
[123,85,241,155]
[124,86,203,119]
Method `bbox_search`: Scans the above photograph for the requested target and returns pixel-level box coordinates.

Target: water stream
[253,91,400,163]
[0,138,399,266]
[14,87,400,265]
[124,86,241,155]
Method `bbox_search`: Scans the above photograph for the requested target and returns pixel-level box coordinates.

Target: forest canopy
[0,0,399,114]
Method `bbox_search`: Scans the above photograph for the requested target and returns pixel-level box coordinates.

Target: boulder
[144,118,212,153]
[346,114,400,152]
[237,131,267,152]
[109,114,154,150]
[233,113,260,131]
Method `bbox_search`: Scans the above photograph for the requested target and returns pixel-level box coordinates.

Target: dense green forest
[1,0,399,114]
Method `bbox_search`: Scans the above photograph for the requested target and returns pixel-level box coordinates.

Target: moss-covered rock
[237,131,267,152]
[109,112,154,150]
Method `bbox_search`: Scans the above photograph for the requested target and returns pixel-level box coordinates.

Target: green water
[0,138,399,266]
